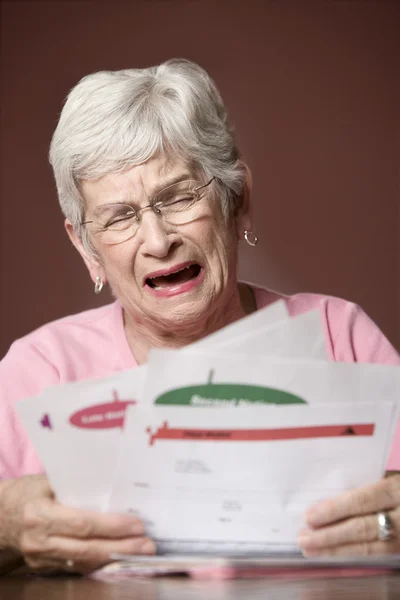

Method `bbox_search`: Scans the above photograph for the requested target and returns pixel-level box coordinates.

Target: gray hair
[49,58,245,250]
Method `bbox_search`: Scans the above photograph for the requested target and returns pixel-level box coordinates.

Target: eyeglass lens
[91,179,209,243]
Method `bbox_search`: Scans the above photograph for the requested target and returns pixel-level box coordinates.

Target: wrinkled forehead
[80,155,199,209]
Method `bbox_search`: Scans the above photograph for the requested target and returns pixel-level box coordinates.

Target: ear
[64,219,107,286]
[235,161,253,240]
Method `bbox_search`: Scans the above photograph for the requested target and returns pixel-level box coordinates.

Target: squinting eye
[163,195,197,207]
[105,210,136,227]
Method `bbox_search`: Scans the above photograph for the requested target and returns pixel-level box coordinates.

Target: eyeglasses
[81,178,215,244]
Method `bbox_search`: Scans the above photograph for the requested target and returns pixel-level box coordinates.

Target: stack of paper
[90,554,400,580]
[15,300,400,556]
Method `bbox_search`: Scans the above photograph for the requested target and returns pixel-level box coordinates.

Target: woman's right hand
[0,474,155,573]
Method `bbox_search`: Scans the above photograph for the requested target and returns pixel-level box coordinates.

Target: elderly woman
[0,59,399,575]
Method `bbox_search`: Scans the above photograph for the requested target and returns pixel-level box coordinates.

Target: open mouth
[146,263,202,290]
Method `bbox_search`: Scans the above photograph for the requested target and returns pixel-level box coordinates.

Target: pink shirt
[1,286,399,480]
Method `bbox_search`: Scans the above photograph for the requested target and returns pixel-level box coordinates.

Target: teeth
[149,265,192,280]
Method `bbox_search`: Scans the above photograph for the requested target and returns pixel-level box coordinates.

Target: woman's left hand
[298,475,400,556]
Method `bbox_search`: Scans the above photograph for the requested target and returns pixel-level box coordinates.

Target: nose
[138,208,180,258]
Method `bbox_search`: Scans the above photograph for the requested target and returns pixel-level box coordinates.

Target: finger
[48,535,156,572]
[306,476,400,528]
[25,499,145,539]
[298,510,398,551]
[23,534,156,573]
[24,557,67,573]
[300,538,400,558]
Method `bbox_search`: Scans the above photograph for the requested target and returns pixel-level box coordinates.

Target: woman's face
[68,156,251,332]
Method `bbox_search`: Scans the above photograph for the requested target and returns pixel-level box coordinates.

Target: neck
[123,283,256,365]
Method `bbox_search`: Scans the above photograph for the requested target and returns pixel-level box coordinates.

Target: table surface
[2,572,400,600]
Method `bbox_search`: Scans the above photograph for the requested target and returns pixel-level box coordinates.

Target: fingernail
[306,501,329,525]
[297,534,312,548]
[305,510,319,527]
[140,539,156,554]
[301,547,317,558]
[131,520,145,535]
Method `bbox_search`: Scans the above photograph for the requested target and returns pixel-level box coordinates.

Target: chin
[159,301,209,326]
[146,295,215,333]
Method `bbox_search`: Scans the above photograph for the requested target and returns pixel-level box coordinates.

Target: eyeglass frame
[80,177,216,233]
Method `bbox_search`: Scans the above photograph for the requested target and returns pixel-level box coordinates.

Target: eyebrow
[151,172,194,195]
[94,172,194,211]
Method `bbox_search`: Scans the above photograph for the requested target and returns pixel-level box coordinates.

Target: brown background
[1,0,399,358]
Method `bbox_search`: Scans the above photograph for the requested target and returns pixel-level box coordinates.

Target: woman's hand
[298,475,400,557]
[0,474,155,573]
